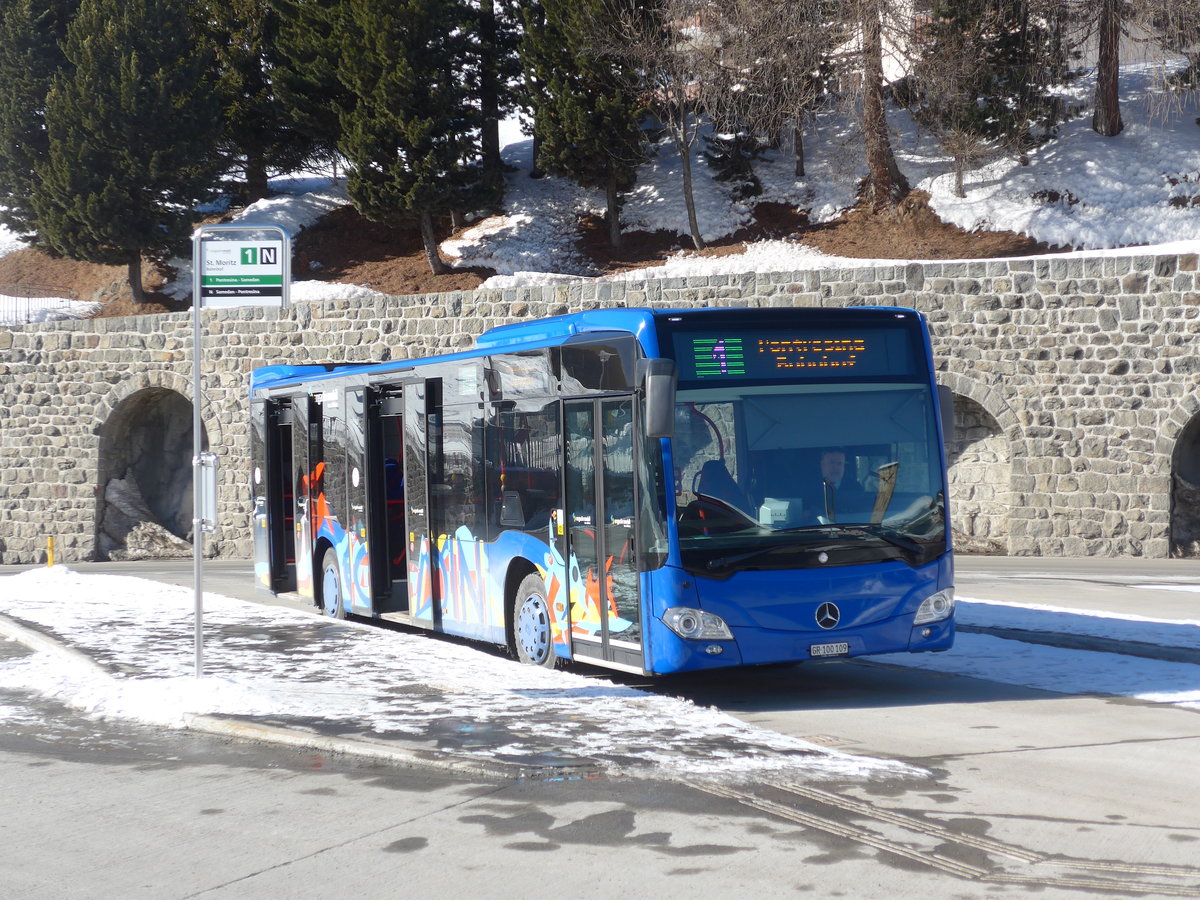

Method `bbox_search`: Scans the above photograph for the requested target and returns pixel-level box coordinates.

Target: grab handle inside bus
[640,358,676,439]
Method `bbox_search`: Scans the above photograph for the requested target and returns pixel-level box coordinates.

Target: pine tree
[197,0,318,202]
[337,0,493,275]
[0,0,78,237]
[519,0,646,248]
[33,0,222,303]
[269,0,351,171]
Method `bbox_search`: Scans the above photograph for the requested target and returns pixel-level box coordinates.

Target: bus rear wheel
[513,573,556,668]
[319,548,348,619]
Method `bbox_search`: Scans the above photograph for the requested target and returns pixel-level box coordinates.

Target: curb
[0,611,599,781]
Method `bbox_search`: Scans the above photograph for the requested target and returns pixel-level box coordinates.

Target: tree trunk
[420,212,449,275]
[530,132,544,179]
[793,124,806,177]
[861,5,910,209]
[244,152,270,203]
[1092,0,1123,137]
[605,175,622,250]
[479,0,503,179]
[128,255,146,305]
[677,123,705,250]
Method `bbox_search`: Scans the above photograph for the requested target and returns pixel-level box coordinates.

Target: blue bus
[249,306,954,675]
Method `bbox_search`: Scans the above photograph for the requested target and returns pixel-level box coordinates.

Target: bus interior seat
[694,459,751,512]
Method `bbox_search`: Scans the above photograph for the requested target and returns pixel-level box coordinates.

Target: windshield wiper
[705,542,808,572]
[704,524,923,572]
[825,523,923,553]
[769,522,922,551]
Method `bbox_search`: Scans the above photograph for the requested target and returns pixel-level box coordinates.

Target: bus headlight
[663,607,734,640]
[913,589,955,626]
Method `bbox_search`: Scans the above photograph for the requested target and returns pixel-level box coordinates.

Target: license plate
[810,641,850,658]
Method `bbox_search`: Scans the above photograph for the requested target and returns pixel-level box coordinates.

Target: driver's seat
[694,460,752,513]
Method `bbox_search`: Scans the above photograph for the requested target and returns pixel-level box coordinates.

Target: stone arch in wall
[1167,401,1200,558]
[94,372,214,560]
[938,373,1019,555]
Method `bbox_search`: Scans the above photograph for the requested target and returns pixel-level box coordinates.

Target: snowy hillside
[2,63,1198,317]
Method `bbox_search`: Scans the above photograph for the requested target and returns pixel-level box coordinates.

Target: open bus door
[563,396,644,672]
[364,387,409,614]
[403,379,443,629]
[291,393,319,601]
[253,398,296,593]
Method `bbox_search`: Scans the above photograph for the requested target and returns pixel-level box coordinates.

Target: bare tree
[700,0,832,178]
[597,0,717,250]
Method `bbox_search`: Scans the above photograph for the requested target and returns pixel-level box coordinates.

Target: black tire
[512,573,557,667]
[318,548,348,619]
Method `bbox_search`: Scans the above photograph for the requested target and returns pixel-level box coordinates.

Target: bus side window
[494,402,560,533]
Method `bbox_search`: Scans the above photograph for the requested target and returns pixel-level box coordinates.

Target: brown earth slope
[0,191,1063,315]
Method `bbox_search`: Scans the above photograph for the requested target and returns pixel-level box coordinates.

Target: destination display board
[672,326,918,382]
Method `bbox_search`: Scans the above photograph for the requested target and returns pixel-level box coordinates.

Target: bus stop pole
[192,238,204,678]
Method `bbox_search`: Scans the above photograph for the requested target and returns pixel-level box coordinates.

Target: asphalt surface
[1,555,1198,775]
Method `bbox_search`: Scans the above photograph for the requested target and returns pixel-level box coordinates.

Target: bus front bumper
[651,614,955,673]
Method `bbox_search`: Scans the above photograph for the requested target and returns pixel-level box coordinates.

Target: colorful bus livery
[250,307,954,676]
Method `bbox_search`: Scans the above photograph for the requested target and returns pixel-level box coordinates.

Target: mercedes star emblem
[815,602,841,630]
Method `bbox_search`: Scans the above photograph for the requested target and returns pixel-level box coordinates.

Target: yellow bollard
[47,536,55,568]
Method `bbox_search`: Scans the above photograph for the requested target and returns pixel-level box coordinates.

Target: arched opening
[946,394,1010,554]
[95,387,208,560]
[1170,413,1200,557]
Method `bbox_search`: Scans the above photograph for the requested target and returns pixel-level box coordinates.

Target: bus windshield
[671,380,946,573]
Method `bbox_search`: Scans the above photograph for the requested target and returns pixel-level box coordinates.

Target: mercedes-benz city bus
[249,306,954,675]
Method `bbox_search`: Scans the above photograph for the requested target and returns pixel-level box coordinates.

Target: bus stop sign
[194,224,290,309]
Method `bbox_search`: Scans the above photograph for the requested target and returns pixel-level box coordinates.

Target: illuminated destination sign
[674,327,917,381]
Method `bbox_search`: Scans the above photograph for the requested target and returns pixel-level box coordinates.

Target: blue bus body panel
[644,553,953,673]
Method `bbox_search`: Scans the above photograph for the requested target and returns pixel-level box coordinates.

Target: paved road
[3,556,1200,897]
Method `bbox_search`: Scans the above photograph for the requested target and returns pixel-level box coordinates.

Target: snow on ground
[923,65,1200,250]
[0,221,24,259]
[0,218,104,325]
[459,64,1200,288]
[877,597,1200,712]
[0,295,102,326]
[888,636,1200,712]
[3,568,1200,775]
[0,567,909,781]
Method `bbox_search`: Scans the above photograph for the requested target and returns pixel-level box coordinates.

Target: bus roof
[249,305,924,393]
[473,308,660,349]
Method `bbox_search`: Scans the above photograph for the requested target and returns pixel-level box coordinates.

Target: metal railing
[0,282,82,326]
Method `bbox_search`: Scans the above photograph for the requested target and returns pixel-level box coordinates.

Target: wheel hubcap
[322,565,340,616]
[517,592,551,662]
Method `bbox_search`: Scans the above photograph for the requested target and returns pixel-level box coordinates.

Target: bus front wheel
[319,548,347,619]
[513,574,556,668]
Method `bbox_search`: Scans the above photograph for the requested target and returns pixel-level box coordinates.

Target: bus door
[564,397,644,671]
[291,393,320,601]
[367,388,408,613]
[404,379,442,628]
[255,398,296,592]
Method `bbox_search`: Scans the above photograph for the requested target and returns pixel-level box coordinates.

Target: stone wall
[1,249,1198,563]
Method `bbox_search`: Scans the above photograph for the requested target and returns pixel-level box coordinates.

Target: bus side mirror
[640,358,676,439]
